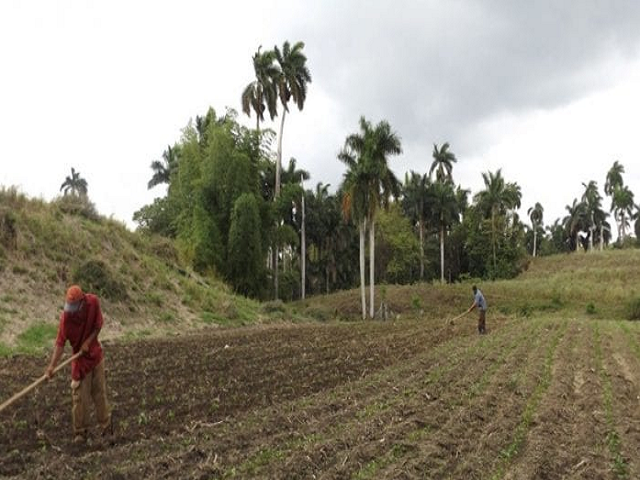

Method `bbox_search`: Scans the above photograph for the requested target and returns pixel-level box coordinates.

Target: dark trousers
[478,309,486,334]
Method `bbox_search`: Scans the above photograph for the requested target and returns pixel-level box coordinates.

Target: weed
[586,302,597,315]
[137,412,149,425]
[12,265,29,275]
[411,294,422,310]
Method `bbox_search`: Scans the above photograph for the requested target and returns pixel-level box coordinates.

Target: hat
[64,285,84,313]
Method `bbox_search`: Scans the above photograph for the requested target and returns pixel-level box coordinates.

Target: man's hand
[81,341,91,354]
[45,365,55,379]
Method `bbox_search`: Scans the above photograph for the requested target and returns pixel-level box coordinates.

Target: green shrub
[72,259,128,301]
[262,299,286,313]
[148,237,178,263]
[627,297,640,321]
[55,195,100,221]
[0,209,18,249]
[221,301,239,320]
[586,303,596,315]
[305,306,330,322]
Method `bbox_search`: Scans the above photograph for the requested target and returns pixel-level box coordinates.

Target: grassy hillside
[3,186,639,355]
[299,248,640,322]
[0,187,274,354]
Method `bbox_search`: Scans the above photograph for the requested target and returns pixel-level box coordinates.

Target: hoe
[0,351,82,413]
[449,310,470,325]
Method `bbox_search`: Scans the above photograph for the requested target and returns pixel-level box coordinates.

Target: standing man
[45,285,112,443]
[467,285,488,334]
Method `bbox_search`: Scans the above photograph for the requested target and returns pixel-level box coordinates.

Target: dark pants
[478,309,486,334]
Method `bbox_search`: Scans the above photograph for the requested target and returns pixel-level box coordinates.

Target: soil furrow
[502,320,612,479]
[601,322,640,479]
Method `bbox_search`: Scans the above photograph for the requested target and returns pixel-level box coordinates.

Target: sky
[2,0,640,234]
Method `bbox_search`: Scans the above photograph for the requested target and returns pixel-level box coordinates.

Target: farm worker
[45,285,112,443]
[466,285,487,334]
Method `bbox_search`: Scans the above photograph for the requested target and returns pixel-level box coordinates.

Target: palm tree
[60,167,88,197]
[604,160,625,197]
[402,172,431,279]
[270,41,311,300]
[273,41,312,199]
[563,199,586,251]
[611,185,635,242]
[580,180,604,251]
[455,185,470,221]
[429,181,459,283]
[527,202,544,257]
[634,204,640,241]
[429,143,457,183]
[340,155,368,319]
[241,47,279,131]
[339,117,402,319]
[474,169,522,270]
[594,210,611,251]
[148,145,179,189]
[281,157,310,185]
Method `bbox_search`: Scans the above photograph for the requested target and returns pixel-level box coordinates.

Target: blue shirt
[474,289,487,311]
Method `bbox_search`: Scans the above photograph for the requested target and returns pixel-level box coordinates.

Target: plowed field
[1,317,639,479]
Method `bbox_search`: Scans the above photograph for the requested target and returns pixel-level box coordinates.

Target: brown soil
[0,317,638,479]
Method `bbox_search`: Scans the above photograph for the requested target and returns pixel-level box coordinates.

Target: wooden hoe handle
[0,351,83,413]
[450,311,469,322]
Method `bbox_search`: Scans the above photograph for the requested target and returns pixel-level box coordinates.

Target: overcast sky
[2,1,640,234]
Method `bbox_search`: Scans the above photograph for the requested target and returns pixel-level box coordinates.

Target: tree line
[128,40,640,317]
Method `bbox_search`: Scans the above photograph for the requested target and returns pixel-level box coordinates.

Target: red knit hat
[64,285,84,312]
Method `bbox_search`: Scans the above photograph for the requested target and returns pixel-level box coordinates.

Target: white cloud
[1,0,640,235]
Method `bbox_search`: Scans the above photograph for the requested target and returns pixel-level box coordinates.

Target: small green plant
[411,294,422,311]
[586,302,596,315]
[137,412,149,425]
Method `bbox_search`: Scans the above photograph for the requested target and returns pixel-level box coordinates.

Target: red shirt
[55,293,104,380]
